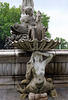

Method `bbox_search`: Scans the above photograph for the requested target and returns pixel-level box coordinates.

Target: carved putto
[21,0,34,14]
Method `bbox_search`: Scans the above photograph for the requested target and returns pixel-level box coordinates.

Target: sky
[0,0,68,41]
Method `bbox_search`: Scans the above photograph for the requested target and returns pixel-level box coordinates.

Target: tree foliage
[55,37,68,49]
[41,13,51,38]
[0,2,21,49]
[41,13,50,28]
[0,2,50,49]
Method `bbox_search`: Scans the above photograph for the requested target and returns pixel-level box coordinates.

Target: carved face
[36,11,41,22]
[33,54,43,62]
[24,7,33,16]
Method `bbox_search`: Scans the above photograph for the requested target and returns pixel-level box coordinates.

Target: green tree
[55,37,68,49]
[41,13,51,38]
[0,2,21,48]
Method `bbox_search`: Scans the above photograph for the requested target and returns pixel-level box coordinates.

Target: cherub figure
[17,51,57,99]
[21,0,34,14]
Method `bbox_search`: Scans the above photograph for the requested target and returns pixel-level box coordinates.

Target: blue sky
[1,0,68,41]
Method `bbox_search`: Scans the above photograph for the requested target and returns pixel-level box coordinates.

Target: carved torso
[34,62,46,76]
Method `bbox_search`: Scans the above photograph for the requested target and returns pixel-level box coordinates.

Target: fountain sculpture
[5,0,60,100]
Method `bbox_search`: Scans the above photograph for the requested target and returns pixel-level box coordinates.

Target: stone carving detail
[28,11,46,40]
[17,51,57,99]
[4,0,59,99]
[5,6,35,48]
[5,1,59,49]
[21,0,34,14]
[13,39,59,51]
[5,0,49,48]
[28,92,48,100]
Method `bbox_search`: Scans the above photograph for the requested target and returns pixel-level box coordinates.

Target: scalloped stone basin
[13,39,59,51]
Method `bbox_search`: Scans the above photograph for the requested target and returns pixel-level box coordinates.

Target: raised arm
[35,51,54,65]
[30,51,54,65]
[43,53,53,65]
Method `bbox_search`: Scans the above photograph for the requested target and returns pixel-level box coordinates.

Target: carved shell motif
[13,39,59,51]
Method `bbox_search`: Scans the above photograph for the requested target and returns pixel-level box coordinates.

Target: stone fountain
[5,0,60,100]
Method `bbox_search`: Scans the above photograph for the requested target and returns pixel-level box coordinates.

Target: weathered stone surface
[35,94,40,100]
[13,39,59,51]
[0,50,68,87]
[0,89,20,100]
[0,88,68,100]
[17,51,57,98]
[21,0,34,14]
[28,93,35,100]
[39,98,48,100]
[28,93,48,100]
[40,93,47,98]
[7,64,12,75]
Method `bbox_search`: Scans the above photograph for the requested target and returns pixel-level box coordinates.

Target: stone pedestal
[28,92,48,100]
